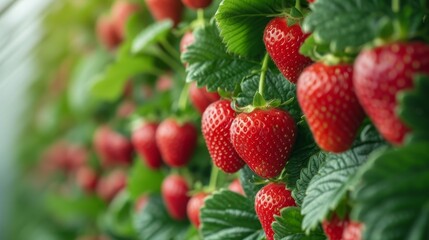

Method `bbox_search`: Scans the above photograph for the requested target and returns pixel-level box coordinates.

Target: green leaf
[68,50,111,114]
[134,196,189,240]
[352,143,429,240]
[127,158,165,201]
[303,0,392,53]
[239,165,264,204]
[215,0,294,57]
[101,192,136,238]
[236,71,302,121]
[201,190,263,240]
[285,121,320,189]
[398,74,429,143]
[132,20,173,53]
[91,55,155,100]
[301,125,386,232]
[182,21,260,92]
[273,207,326,240]
[292,152,328,207]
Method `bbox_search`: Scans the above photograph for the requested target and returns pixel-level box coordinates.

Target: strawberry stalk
[208,164,220,191]
[160,39,181,61]
[178,83,191,111]
[295,0,302,12]
[258,53,270,98]
[156,47,185,76]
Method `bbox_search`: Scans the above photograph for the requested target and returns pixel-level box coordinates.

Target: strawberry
[187,192,208,228]
[255,182,296,240]
[161,174,190,220]
[263,17,312,83]
[156,73,173,92]
[76,166,98,193]
[202,100,244,173]
[111,0,140,39]
[135,194,149,213]
[189,82,221,114]
[297,63,365,152]
[230,108,297,178]
[342,221,362,240]
[96,170,127,202]
[322,215,350,240]
[228,179,245,195]
[116,100,135,119]
[354,42,429,144]
[156,119,198,167]
[145,0,183,26]
[182,0,212,10]
[131,122,163,170]
[93,125,134,167]
[180,31,195,54]
[96,15,121,50]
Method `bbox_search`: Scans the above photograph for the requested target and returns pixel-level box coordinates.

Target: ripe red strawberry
[111,0,140,39]
[96,15,122,50]
[187,192,208,228]
[297,63,365,152]
[161,174,190,220]
[96,170,127,202]
[93,126,134,167]
[132,122,163,170]
[228,179,245,195]
[156,119,197,167]
[202,100,244,173]
[145,0,183,26]
[354,42,429,144]
[182,0,212,9]
[342,221,362,240]
[135,194,149,213]
[322,215,350,240]
[230,109,297,178]
[263,17,312,83]
[76,166,98,193]
[189,82,220,114]
[255,182,296,240]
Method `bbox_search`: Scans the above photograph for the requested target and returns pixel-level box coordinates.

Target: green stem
[178,82,190,111]
[208,164,220,191]
[259,53,270,98]
[156,47,185,75]
[295,0,302,12]
[392,0,400,13]
[160,39,181,60]
[197,9,205,23]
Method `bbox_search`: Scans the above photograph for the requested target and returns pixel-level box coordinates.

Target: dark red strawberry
[156,119,197,167]
[96,170,127,202]
[322,215,349,240]
[255,182,296,240]
[187,192,208,228]
[135,194,149,213]
[182,0,212,9]
[93,125,134,167]
[342,221,362,240]
[111,0,140,39]
[145,0,183,26]
[161,174,190,220]
[190,82,221,114]
[228,179,245,195]
[354,42,429,144]
[202,100,244,173]
[297,63,365,152]
[230,109,297,178]
[263,17,312,83]
[307,0,316,3]
[76,166,98,193]
[132,122,163,169]
[96,15,122,50]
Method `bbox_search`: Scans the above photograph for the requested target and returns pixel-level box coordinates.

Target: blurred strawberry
[132,122,163,169]
[161,174,190,220]
[187,192,208,228]
[156,73,173,92]
[116,100,136,119]
[96,15,121,50]
[145,0,183,26]
[189,82,220,114]
[135,194,149,213]
[111,0,140,39]
[228,179,245,195]
[96,170,127,202]
[182,0,212,9]
[76,166,98,193]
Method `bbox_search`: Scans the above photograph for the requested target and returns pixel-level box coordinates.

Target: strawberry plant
[7,0,429,240]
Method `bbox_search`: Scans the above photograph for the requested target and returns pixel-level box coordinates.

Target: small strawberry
[132,122,163,170]
[263,17,312,83]
[187,192,208,228]
[181,0,212,10]
[145,0,183,26]
[156,119,198,167]
[228,179,245,195]
[161,174,190,220]
[76,166,98,193]
[135,194,149,213]
[297,63,365,152]
[96,15,121,50]
[322,215,349,240]
[342,221,362,240]
[202,100,244,173]
[230,108,297,178]
[180,31,195,54]
[96,170,127,202]
[156,73,173,92]
[255,182,296,240]
[354,42,429,144]
[111,0,140,39]
[189,82,221,114]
